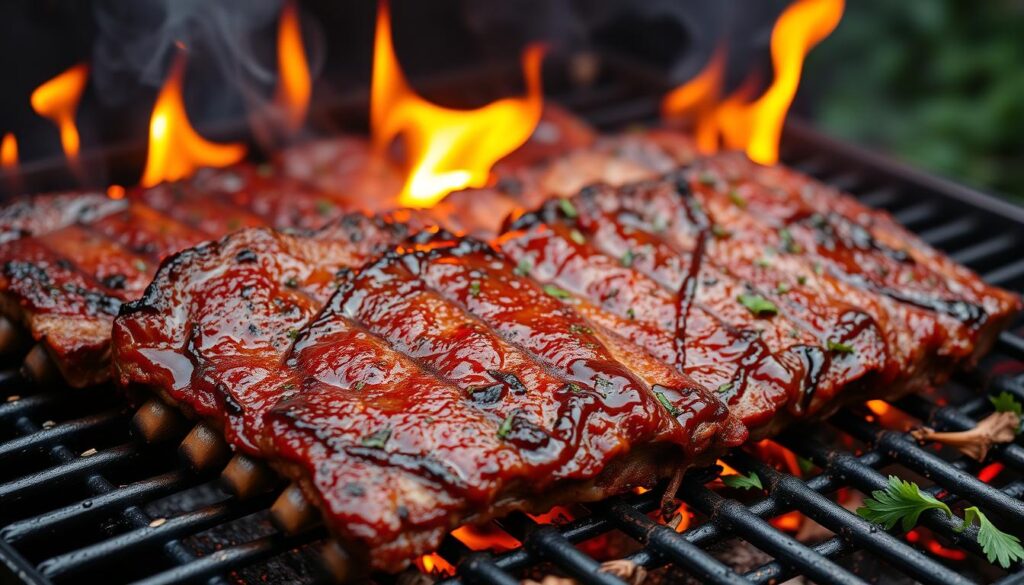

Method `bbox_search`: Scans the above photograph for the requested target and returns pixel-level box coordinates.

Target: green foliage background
[805,1,1024,199]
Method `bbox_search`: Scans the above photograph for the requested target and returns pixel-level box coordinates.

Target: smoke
[89,0,324,135]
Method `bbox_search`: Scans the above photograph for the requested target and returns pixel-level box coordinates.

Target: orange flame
[371,0,545,208]
[276,0,311,132]
[662,0,844,164]
[140,53,247,187]
[452,524,521,552]
[30,63,89,162]
[661,48,725,115]
[415,552,455,577]
[1,133,17,169]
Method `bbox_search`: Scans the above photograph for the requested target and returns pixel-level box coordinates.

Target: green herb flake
[717,382,734,393]
[856,475,952,531]
[698,172,717,187]
[813,262,824,276]
[361,428,391,449]
[569,229,586,245]
[797,456,815,475]
[514,258,532,276]
[497,413,516,439]
[737,293,778,317]
[755,257,773,268]
[285,276,299,288]
[353,380,366,391]
[543,284,572,300]
[728,189,747,209]
[778,228,802,253]
[286,328,299,340]
[722,471,762,490]
[469,281,481,297]
[620,249,635,268]
[315,199,334,216]
[990,391,1023,417]
[958,506,1024,569]
[569,323,593,336]
[651,216,668,233]
[558,198,578,219]
[775,282,792,294]
[626,307,636,320]
[797,275,808,285]
[827,340,855,354]
[655,391,682,417]
[711,224,731,239]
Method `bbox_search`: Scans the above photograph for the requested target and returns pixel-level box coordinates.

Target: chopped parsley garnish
[728,189,747,209]
[569,229,586,245]
[569,323,593,335]
[858,476,1024,569]
[722,471,762,490]
[797,275,808,285]
[711,224,731,239]
[514,258,532,276]
[543,284,572,300]
[285,276,299,288]
[558,198,578,219]
[315,199,334,216]
[626,307,636,320]
[755,257,773,268]
[655,391,682,417]
[469,281,481,297]
[826,340,855,354]
[697,172,717,187]
[775,282,792,294]
[286,328,299,340]
[737,293,778,317]
[361,428,391,449]
[620,249,635,268]
[497,413,516,439]
[717,382,734,393]
[778,228,802,253]
[353,380,366,391]
[990,391,1023,417]
[959,506,1024,568]
[857,475,952,531]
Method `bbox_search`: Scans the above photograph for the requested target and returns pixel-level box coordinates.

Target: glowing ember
[866,399,890,417]
[771,510,803,532]
[662,0,844,164]
[529,505,574,525]
[106,185,126,200]
[0,133,17,169]
[276,0,311,132]
[451,524,521,552]
[30,63,89,163]
[978,462,1004,484]
[140,52,247,188]
[371,0,545,208]
[415,552,455,577]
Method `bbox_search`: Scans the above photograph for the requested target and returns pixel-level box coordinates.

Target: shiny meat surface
[112,214,408,453]
[497,162,1020,433]
[114,224,741,570]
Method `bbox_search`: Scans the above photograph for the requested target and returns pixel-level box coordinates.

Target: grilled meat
[496,159,1020,436]
[0,162,364,386]
[113,226,742,571]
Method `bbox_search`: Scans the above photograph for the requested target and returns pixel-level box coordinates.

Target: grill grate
[2,62,1024,585]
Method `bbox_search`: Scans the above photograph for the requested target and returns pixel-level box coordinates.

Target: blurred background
[0,0,1021,199]
[804,0,1024,201]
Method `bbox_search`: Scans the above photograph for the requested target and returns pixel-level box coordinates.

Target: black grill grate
[2,62,1024,585]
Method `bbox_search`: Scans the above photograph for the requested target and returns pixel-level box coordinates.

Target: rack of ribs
[112,221,743,573]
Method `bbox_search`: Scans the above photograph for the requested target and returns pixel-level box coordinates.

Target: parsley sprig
[856,475,952,531]
[857,475,1024,568]
[722,471,762,490]
[959,506,1024,568]
[990,391,1022,417]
